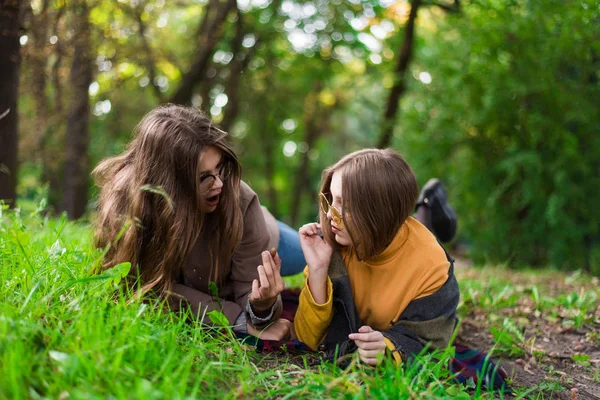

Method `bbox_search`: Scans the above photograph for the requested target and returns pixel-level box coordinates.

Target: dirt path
[453,260,600,399]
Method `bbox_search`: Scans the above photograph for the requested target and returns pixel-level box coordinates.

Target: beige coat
[170,181,280,325]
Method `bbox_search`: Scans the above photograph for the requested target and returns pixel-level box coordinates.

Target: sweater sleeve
[294,267,334,350]
[229,182,281,325]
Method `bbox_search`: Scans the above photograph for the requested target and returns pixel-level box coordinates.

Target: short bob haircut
[319,148,418,260]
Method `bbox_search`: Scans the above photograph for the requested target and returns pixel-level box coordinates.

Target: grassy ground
[1,206,598,399]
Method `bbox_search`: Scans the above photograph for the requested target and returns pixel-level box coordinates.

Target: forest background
[1,0,599,273]
[1,0,600,398]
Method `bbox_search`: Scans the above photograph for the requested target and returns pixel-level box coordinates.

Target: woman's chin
[334,234,351,246]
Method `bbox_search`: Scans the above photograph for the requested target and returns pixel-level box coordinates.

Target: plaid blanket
[237,289,509,391]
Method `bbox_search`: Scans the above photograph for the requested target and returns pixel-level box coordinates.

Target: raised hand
[298,223,332,304]
[298,223,333,274]
[248,250,285,312]
[348,326,387,366]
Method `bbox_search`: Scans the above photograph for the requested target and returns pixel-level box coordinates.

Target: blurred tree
[25,0,65,211]
[378,0,460,148]
[61,0,92,219]
[170,0,236,105]
[399,0,600,272]
[116,0,165,102]
[11,0,598,274]
[20,0,68,211]
[0,0,22,208]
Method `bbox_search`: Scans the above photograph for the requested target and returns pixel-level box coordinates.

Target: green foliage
[571,353,591,367]
[16,0,600,274]
[459,267,598,329]
[400,0,600,272]
[2,209,529,399]
[489,319,526,358]
[207,310,229,327]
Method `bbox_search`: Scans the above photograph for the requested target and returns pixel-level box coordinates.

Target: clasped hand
[348,326,387,366]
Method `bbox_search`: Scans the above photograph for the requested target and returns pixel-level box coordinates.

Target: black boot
[416,178,457,243]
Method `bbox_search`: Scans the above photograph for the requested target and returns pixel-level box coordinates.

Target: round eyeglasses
[199,162,232,193]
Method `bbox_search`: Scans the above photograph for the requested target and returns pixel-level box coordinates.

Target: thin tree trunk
[170,0,236,105]
[0,0,22,208]
[61,0,92,219]
[30,0,50,156]
[258,55,279,217]
[290,83,322,227]
[198,71,216,114]
[132,5,163,102]
[219,6,245,132]
[377,0,422,149]
[221,0,282,131]
[41,4,66,212]
[261,109,278,217]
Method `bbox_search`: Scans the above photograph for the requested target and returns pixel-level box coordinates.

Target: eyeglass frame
[199,162,232,193]
[319,192,344,229]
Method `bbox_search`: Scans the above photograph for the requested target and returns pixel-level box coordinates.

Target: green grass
[1,204,595,399]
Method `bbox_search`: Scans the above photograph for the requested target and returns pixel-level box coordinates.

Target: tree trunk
[259,111,279,217]
[257,53,279,217]
[169,0,236,105]
[61,0,92,219]
[41,4,66,212]
[377,0,422,149]
[30,0,50,144]
[219,7,245,132]
[132,5,163,102]
[221,0,283,131]
[0,0,22,208]
[290,83,323,227]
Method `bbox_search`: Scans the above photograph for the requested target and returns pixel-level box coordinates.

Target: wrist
[307,274,328,304]
[249,297,275,313]
[308,264,328,277]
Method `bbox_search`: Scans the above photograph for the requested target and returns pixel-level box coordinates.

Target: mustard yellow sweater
[294,217,450,358]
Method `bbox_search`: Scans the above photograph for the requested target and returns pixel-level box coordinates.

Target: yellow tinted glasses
[319,192,344,229]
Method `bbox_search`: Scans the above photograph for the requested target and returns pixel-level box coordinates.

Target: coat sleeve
[382,266,460,362]
[294,267,334,350]
[230,182,281,327]
[168,182,280,328]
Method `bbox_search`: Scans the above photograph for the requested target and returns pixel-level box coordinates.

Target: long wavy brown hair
[319,148,418,260]
[93,104,243,297]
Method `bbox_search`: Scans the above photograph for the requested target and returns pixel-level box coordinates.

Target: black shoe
[416,178,457,243]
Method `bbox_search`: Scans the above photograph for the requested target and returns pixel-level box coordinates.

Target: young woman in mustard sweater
[294,148,460,365]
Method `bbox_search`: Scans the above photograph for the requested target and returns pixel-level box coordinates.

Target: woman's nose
[212,176,224,190]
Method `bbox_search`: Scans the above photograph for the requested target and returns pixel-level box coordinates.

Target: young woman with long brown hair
[93,104,291,339]
[294,148,460,365]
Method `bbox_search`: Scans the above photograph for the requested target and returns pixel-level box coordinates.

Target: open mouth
[206,194,220,206]
[331,225,341,233]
